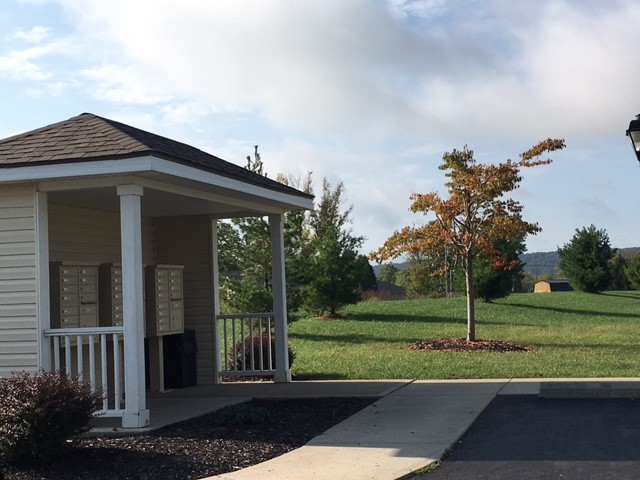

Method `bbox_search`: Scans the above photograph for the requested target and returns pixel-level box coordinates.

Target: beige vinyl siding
[154,215,215,385]
[49,204,155,264]
[0,183,37,377]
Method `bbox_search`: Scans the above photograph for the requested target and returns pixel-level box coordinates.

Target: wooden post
[211,219,222,384]
[35,191,51,372]
[269,214,291,382]
[117,185,149,428]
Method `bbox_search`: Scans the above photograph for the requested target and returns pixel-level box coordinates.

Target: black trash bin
[163,329,197,388]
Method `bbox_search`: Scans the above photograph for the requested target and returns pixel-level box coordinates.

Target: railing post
[76,335,84,382]
[89,334,96,392]
[100,333,109,411]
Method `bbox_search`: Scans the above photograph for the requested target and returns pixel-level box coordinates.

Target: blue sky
[2,0,640,255]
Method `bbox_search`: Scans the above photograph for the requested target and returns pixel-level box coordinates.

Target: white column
[211,219,222,384]
[269,214,291,382]
[117,185,149,428]
[35,191,51,371]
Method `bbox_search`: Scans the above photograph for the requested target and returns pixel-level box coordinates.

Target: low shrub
[228,333,295,372]
[0,371,102,464]
[215,401,270,426]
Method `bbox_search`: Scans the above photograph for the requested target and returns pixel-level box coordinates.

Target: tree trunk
[464,252,476,341]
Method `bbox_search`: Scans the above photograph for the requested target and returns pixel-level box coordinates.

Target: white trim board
[1,155,313,211]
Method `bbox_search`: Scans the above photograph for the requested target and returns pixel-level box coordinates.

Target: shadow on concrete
[423,395,640,480]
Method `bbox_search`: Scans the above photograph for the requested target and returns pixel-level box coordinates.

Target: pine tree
[624,253,640,290]
[609,253,630,291]
[474,238,526,302]
[305,179,367,317]
[379,263,399,284]
[558,225,614,293]
[219,147,313,315]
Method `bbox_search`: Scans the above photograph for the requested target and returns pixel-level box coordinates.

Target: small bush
[0,371,102,463]
[228,334,295,372]
[215,402,270,426]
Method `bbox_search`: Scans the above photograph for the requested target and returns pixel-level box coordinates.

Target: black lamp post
[626,114,640,165]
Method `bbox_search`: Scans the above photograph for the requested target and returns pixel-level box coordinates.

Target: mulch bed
[409,338,532,352]
[1,397,375,480]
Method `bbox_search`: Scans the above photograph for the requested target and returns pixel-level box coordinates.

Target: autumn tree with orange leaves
[371,139,565,341]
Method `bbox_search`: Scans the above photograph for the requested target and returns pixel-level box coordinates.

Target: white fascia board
[0,157,156,182]
[138,177,285,215]
[152,157,313,210]
[1,155,313,210]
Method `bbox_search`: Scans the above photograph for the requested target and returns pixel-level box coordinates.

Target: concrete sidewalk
[206,380,522,480]
[206,378,640,480]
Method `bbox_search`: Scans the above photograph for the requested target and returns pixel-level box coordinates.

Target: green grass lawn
[288,291,640,380]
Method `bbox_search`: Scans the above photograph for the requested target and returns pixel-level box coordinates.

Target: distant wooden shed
[534,280,573,293]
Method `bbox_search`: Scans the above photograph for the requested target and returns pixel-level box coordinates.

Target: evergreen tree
[219,147,313,316]
[378,263,399,284]
[558,225,614,293]
[222,147,273,312]
[609,253,630,291]
[397,252,447,298]
[276,171,315,315]
[624,253,640,290]
[355,254,378,292]
[220,148,368,318]
[474,238,526,302]
[305,179,366,317]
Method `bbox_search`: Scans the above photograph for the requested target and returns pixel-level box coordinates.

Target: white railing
[216,312,276,379]
[43,326,125,417]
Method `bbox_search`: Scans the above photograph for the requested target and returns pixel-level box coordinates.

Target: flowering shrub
[0,371,102,463]
[228,334,295,372]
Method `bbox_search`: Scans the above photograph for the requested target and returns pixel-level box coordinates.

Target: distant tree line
[379,224,640,296]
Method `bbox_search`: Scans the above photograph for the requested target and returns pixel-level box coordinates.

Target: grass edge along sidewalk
[288,291,640,380]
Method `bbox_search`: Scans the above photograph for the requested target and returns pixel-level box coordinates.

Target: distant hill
[521,248,640,276]
[519,251,560,276]
[372,262,408,277]
[373,247,640,278]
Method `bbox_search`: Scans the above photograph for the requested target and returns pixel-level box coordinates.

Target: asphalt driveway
[412,395,640,480]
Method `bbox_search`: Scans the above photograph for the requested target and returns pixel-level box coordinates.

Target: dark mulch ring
[409,338,532,352]
[2,397,375,480]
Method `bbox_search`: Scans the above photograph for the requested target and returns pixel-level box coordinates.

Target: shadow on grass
[602,291,640,301]
[289,331,421,345]
[342,311,461,324]
[498,301,640,320]
[524,342,640,352]
[341,312,513,327]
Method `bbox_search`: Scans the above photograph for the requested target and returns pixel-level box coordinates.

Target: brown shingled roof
[0,113,312,199]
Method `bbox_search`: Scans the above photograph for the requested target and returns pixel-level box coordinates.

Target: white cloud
[4,0,640,252]
[386,0,448,20]
[7,25,51,43]
[0,24,77,82]
[50,0,640,149]
[80,64,173,105]
[0,45,53,80]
